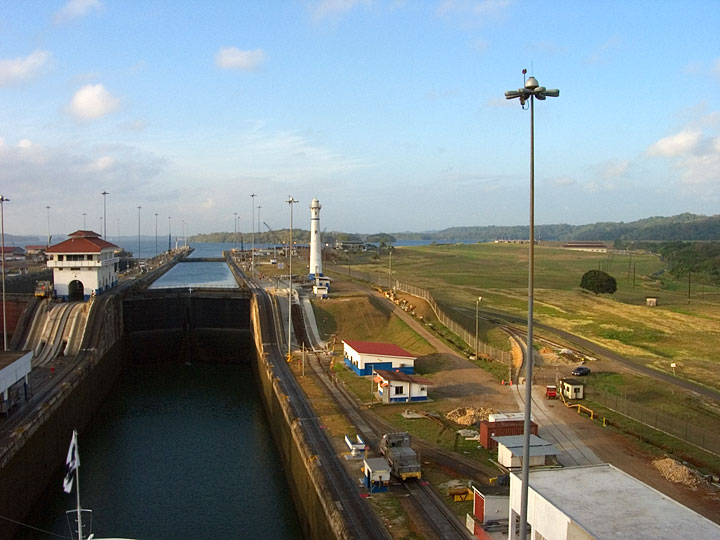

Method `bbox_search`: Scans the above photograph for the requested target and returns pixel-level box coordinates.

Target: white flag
[63,430,80,494]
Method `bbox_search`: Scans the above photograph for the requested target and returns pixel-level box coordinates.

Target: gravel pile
[446,407,495,426]
[653,457,703,488]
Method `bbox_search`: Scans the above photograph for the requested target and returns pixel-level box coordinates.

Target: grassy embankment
[334,244,720,472]
[305,283,492,534]
[351,243,720,390]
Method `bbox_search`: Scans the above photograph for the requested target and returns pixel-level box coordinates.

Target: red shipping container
[479,420,538,449]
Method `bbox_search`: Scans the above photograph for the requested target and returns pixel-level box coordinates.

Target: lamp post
[505,72,559,540]
[154,213,158,257]
[250,193,257,276]
[475,296,483,360]
[287,196,298,361]
[233,212,238,251]
[257,205,261,251]
[137,206,141,260]
[101,191,109,239]
[1,196,9,351]
[388,248,393,289]
[45,205,51,247]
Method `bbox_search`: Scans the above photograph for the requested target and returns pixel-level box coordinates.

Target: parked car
[572,366,591,376]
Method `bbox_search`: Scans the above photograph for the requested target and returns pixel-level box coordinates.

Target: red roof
[46,230,117,254]
[342,340,415,358]
[373,369,433,385]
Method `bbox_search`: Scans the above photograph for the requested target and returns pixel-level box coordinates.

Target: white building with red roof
[342,339,416,376]
[45,230,119,301]
[373,369,432,403]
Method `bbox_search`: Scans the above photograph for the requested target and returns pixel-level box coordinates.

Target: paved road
[511,383,602,467]
[450,303,720,403]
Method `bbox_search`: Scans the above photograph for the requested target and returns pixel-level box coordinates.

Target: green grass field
[350,243,720,389]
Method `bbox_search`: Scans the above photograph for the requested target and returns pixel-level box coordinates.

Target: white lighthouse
[308,198,323,280]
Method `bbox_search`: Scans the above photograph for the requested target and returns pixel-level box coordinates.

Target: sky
[1,0,719,239]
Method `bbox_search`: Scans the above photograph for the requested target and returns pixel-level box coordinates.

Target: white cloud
[549,176,575,186]
[0,50,51,87]
[309,0,371,19]
[88,156,115,171]
[67,84,120,119]
[437,0,511,17]
[599,159,629,178]
[647,129,701,157]
[679,153,720,186]
[17,139,33,149]
[215,47,266,71]
[54,0,101,24]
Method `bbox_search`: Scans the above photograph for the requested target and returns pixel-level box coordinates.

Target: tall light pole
[168,216,172,252]
[475,296,483,360]
[233,212,238,251]
[505,72,559,540]
[101,191,109,239]
[137,206,141,260]
[250,193,257,276]
[287,196,298,361]
[82,212,87,229]
[388,248,393,289]
[154,213,159,257]
[257,205,261,251]
[1,196,9,351]
[45,206,51,247]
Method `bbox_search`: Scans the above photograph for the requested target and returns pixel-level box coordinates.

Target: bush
[580,270,617,295]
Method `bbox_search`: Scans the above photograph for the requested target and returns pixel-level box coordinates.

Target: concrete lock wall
[1,285,340,539]
[0,340,128,539]
[249,293,347,540]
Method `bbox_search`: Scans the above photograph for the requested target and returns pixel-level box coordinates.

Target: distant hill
[390,213,720,243]
[190,214,719,245]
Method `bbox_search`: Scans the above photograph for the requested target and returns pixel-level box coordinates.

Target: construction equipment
[263,221,284,260]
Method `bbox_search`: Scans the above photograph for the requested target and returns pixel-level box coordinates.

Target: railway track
[301,347,475,539]
[236,267,391,540]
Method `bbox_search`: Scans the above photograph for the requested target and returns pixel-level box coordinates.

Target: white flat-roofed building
[46,230,119,301]
[493,434,557,469]
[0,352,31,414]
[509,464,720,539]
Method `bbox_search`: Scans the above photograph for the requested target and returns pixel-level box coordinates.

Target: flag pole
[74,430,83,540]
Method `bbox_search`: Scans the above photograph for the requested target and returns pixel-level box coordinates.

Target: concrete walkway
[512,383,602,467]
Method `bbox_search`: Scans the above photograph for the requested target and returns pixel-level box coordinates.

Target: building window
[394,386,403,395]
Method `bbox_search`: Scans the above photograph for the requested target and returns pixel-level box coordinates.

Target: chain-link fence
[585,387,720,456]
[326,264,512,365]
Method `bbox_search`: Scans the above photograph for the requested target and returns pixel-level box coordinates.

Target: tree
[580,270,617,295]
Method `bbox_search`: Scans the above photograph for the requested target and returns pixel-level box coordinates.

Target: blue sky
[1,0,719,238]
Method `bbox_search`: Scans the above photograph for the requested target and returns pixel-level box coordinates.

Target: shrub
[580,270,617,295]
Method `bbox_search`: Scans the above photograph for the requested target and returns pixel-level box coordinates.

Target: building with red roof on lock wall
[45,230,119,301]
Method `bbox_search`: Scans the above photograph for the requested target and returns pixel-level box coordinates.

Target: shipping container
[479,420,538,450]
